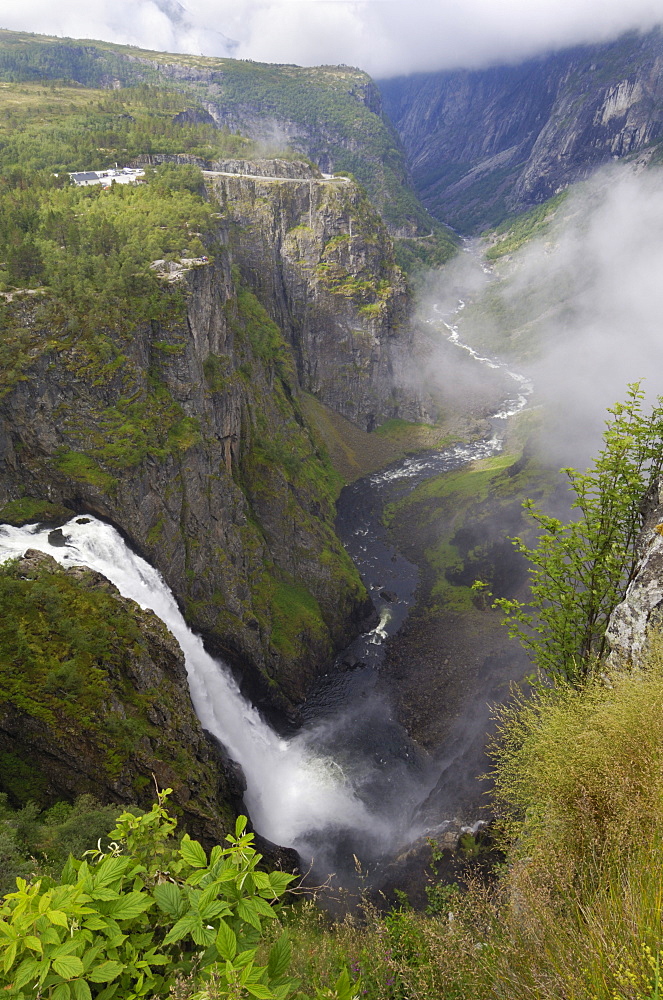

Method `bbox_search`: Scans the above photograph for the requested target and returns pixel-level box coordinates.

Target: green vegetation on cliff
[0,793,123,898]
[484,190,569,260]
[0,78,253,169]
[0,163,214,327]
[0,553,235,839]
[230,286,366,671]
[0,31,456,265]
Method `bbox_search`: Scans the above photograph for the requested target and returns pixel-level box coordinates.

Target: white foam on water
[0,518,392,851]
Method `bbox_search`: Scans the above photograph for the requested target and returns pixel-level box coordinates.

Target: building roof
[70,172,100,183]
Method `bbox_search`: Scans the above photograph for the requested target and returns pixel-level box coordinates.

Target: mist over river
[0,295,533,890]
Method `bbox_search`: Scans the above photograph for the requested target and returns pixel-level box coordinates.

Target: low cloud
[2,0,662,78]
[423,165,663,471]
[507,167,663,467]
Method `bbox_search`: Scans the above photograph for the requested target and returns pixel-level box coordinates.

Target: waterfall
[0,279,535,878]
[0,517,396,859]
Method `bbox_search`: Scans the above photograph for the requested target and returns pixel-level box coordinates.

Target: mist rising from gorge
[416,165,663,471]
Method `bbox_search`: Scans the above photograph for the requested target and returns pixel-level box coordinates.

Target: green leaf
[143,951,169,966]
[211,868,237,883]
[52,955,85,979]
[237,897,262,931]
[152,882,183,919]
[60,857,79,886]
[90,889,121,902]
[184,868,207,886]
[209,845,225,866]
[251,872,271,890]
[251,897,277,920]
[87,960,124,984]
[198,884,221,911]
[245,984,275,999]
[191,921,215,948]
[200,900,232,922]
[235,816,248,838]
[179,836,207,868]
[71,977,92,1000]
[266,872,295,895]
[82,916,110,931]
[93,857,130,889]
[268,933,292,980]
[46,909,69,928]
[334,968,354,1000]
[24,935,43,954]
[95,983,120,1000]
[52,983,72,1000]
[272,982,299,1000]
[52,939,83,959]
[215,920,237,962]
[162,912,201,946]
[13,957,41,989]
[101,892,153,920]
[3,941,17,974]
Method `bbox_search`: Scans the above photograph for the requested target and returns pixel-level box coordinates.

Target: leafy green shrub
[495,384,663,682]
[0,795,123,899]
[0,792,305,1000]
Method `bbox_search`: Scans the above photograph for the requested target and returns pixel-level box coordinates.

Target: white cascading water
[0,518,392,855]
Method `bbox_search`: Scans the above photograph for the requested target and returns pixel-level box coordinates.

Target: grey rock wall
[208,172,419,429]
[380,28,663,231]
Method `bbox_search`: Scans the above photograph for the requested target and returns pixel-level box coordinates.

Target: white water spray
[0,518,392,854]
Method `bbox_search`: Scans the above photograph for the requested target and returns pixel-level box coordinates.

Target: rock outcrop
[607,479,663,667]
[380,27,663,231]
[208,169,415,428]
[0,229,380,718]
[0,550,239,847]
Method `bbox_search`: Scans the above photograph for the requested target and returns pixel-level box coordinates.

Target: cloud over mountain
[2,0,662,77]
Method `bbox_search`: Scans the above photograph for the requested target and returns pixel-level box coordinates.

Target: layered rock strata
[0,240,377,717]
[207,169,415,428]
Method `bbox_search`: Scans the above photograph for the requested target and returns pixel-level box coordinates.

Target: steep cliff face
[0,242,373,717]
[380,28,663,231]
[0,550,239,846]
[208,167,415,429]
[607,479,663,667]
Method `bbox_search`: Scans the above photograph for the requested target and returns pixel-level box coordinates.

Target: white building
[69,167,145,187]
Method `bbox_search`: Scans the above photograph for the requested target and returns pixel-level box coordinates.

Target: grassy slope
[0,30,457,271]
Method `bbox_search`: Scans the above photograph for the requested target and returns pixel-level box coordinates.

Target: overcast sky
[1,0,662,78]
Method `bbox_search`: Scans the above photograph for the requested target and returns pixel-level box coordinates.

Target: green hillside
[0,30,457,270]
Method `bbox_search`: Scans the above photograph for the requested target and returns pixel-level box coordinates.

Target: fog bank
[2,0,662,79]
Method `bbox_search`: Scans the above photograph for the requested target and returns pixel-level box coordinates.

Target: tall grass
[267,634,663,1000]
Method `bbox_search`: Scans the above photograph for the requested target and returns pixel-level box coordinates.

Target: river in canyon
[0,289,533,893]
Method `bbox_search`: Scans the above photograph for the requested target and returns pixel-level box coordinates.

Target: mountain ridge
[380,26,663,231]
